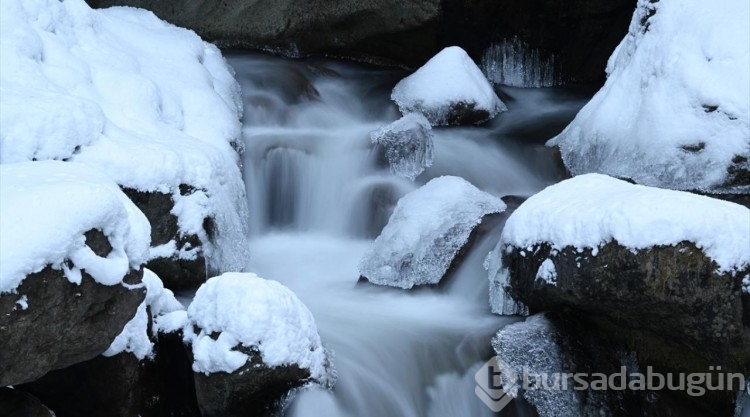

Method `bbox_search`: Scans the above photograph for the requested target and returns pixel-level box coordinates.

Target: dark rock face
[0,231,145,386]
[0,388,55,417]
[502,240,748,364]
[122,187,214,290]
[19,331,200,417]
[193,347,311,417]
[86,0,634,84]
[493,312,738,417]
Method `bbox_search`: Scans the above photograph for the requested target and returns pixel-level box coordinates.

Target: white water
[227,52,590,417]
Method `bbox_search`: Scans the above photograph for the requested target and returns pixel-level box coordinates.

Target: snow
[104,268,187,359]
[501,174,750,274]
[0,161,150,293]
[370,113,434,180]
[186,272,329,384]
[0,0,250,274]
[391,46,507,126]
[535,259,557,286]
[359,176,506,289]
[548,0,750,193]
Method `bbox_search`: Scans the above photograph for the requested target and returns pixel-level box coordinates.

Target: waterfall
[481,37,560,88]
[223,51,587,417]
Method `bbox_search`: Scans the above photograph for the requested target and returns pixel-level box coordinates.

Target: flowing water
[226,51,592,417]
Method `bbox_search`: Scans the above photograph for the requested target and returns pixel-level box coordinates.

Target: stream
[226,51,593,417]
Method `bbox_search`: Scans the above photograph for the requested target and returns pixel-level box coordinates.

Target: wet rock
[0,388,55,417]
[86,0,633,84]
[502,240,749,364]
[122,187,214,290]
[0,263,145,386]
[19,331,199,417]
[193,348,311,417]
[187,273,333,417]
[492,312,739,417]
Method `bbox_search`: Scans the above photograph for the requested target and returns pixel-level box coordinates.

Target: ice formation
[371,113,434,180]
[359,176,506,289]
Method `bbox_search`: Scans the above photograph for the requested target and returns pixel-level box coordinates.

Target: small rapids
[225,52,590,417]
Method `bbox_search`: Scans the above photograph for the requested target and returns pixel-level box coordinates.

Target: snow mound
[548,0,750,193]
[0,161,150,293]
[391,46,507,126]
[371,113,434,180]
[0,0,249,272]
[104,268,187,359]
[359,176,506,289]
[186,272,329,383]
[501,174,750,273]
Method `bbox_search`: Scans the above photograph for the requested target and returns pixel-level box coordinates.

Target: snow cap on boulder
[391,46,507,126]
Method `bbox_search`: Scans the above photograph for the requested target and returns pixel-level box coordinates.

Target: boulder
[123,187,216,290]
[0,162,151,386]
[391,47,506,126]
[0,388,55,417]
[186,273,333,417]
[19,270,197,417]
[548,0,750,193]
[492,312,739,417]
[370,113,434,180]
[85,0,634,84]
[359,176,506,289]
[493,174,750,363]
[19,332,199,417]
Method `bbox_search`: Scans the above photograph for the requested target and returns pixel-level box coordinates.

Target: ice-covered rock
[548,0,750,193]
[493,174,749,363]
[0,161,150,386]
[359,176,506,289]
[371,113,434,180]
[391,46,507,126]
[0,0,250,279]
[186,272,332,417]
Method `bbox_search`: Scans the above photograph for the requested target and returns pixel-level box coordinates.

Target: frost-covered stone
[371,113,434,180]
[0,0,250,279]
[493,174,749,362]
[492,315,580,417]
[186,272,332,417]
[391,46,507,126]
[359,176,506,289]
[548,0,750,193]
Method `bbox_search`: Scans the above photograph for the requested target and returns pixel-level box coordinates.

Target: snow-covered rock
[492,174,749,363]
[548,0,750,193]
[359,176,506,289]
[0,161,150,293]
[391,46,507,126]
[0,162,149,386]
[186,272,332,416]
[0,0,250,278]
[371,113,434,180]
[501,174,750,274]
[104,269,187,359]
